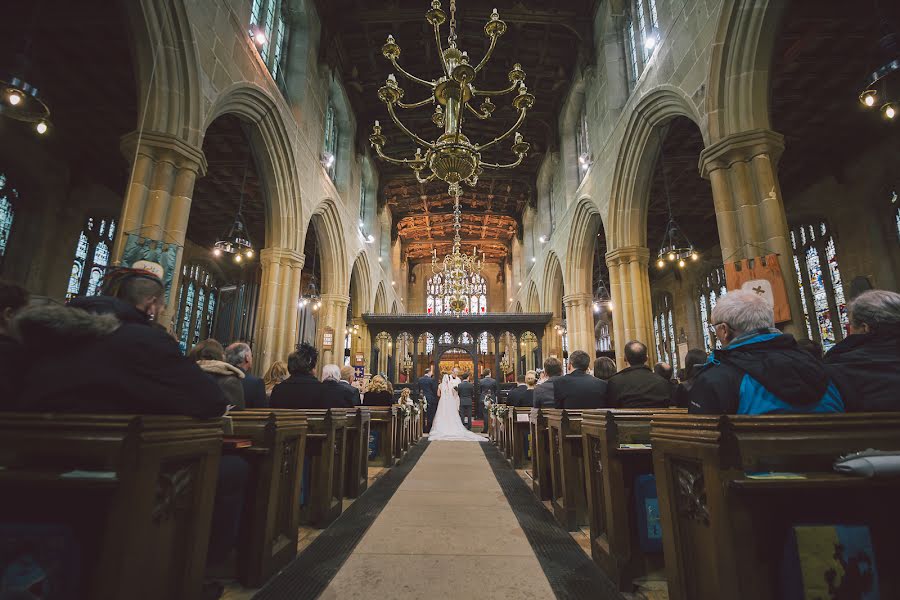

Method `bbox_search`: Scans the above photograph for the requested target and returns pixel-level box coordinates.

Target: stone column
[255,248,304,374]
[317,293,351,369]
[606,246,655,369]
[563,292,595,356]
[700,129,806,336]
[114,131,207,327]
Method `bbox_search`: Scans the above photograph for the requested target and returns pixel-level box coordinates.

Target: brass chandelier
[368,0,534,201]
[432,194,484,313]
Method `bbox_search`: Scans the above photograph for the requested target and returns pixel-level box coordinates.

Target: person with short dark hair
[606,341,672,408]
[0,280,29,405]
[14,267,226,417]
[552,350,608,409]
[190,339,245,410]
[533,356,564,408]
[673,348,708,408]
[457,371,476,428]
[593,356,616,380]
[825,289,900,412]
[689,290,843,414]
[226,342,267,408]
[270,343,324,409]
[654,361,678,403]
[506,372,528,406]
[477,368,497,425]
[418,365,439,431]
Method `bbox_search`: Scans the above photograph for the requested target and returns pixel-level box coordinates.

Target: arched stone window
[323,101,338,180]
[426,273,487,315]
[623,0,660,88]
[576,107,591,182]
[653,293,677,369]
[0,173,18,264]
[698,266,727,353]
[65,216,116,300]
[174,263,218,354]
[791,221,848,351]
[250,0,289,81]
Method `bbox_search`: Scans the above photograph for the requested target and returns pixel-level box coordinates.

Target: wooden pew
[546,409,587,531]
[334,407,371,499]
[230,410,308,587]
[504,405,516,460]
[652,412,900,600]
[529,407,552,500]
[298,409,348,527]
[581,408,684,591]
[367,406,397,468]
[0,413,222,600]
[509,406,532,469]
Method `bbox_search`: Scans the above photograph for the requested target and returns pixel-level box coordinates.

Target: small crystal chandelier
[369,0,533,200]
[431,195,483,313]
[213,158,254,263]
[654,131,698,270]
[858,13,899,121]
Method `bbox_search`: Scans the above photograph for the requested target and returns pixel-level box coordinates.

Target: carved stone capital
[605,245,650,268]
[699,129,784,179]
[259,247,305,269]
[120,130,208,176]
[562,292,594,307]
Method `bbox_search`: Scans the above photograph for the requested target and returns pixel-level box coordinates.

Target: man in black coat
[418,365,439,431]
[14,271,227,418]
[506,374,528,406]
[457,372,476,429]
[553,350,609,409]
[825,290,900,412]
[270,343,325,409]
[606,341,673,408]
[339,365,362,405]
[226,342,267,408]
[477,368,497,424]
[534,357,564,408]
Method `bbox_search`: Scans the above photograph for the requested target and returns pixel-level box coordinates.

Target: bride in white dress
[427,372,486,442]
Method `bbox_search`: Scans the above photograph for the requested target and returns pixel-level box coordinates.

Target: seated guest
[506,374,528,406]
[14,268,226,417]
[825,289,900,412]
[270,343,323,409]
[225,342,267,408]
[189,339,245,410]
[0,280,29,404]
[533,357,564,408]
[321,364,357,408]
[653,361,679,403]
[363,375,394,406]
[553,350,609,409]
[797,338,823,361]
[340,365,361,405]
[607,341,672,408]
[593,356,617,380]
[508,370,536,407]
[689,290,843,414]
[673,348,707,408]
[263,360,289,399]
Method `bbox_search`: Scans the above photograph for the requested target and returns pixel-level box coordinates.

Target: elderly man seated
[825,289,900,412]
[688,289,843,415]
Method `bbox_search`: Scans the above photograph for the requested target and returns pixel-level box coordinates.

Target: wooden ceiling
[315,0,594,263]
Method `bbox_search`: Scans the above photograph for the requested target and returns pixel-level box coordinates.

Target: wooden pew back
[545,409,586,530]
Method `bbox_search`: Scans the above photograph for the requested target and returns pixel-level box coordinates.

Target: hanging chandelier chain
[449,0,458,47]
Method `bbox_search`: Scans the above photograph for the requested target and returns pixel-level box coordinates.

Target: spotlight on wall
[538,235,546,243]
[644,31,658,51]
[249,25,267,46]
[531,257,536,263]
[321,151,335,170]
[377,256,382,262]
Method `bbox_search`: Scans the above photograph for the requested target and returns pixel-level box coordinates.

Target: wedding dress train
[427,374,486,442]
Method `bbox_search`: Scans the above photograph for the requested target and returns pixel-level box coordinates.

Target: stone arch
[607,86,704,250]
[391,301,398,314]
[374,282,387,313]
[526,281,540,313]
[565,196,605,296]
[307,198,349,296]
[515,301,523,313]
[205,84,302,252]
[706,0,786,142]
[541,251,564,317]
[349,252,372,317]
[123,0,202,144]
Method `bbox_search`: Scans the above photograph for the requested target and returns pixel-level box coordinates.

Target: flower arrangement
[495,404,509,419]
[397,403,412,419]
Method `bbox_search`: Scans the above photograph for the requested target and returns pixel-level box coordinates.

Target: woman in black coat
[363,375,394,406]
[270,343,324,409]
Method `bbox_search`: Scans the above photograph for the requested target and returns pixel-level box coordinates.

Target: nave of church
[2,0,900,598]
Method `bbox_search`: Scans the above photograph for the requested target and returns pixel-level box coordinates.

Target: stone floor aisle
[318,441,556,599]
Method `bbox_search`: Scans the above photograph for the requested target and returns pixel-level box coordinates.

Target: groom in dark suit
[418,365,439,432]
[457,372,476,429]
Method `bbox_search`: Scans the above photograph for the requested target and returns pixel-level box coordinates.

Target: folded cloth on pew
[834,449,900,478]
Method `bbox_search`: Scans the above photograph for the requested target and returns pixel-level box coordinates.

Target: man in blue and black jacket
[688,289,844,415]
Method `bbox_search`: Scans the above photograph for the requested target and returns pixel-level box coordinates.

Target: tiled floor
[318,441,556,600]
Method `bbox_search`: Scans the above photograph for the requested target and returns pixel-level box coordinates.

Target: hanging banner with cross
[724,253,792,324]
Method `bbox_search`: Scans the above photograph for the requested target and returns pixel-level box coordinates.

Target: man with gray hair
[825,289,900,411]
[688,289,843,415]
[320,363,357,408]
[226,342,267,408]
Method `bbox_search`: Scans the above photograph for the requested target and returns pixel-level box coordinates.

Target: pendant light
[213,155,254,263]
[655,130,697,270]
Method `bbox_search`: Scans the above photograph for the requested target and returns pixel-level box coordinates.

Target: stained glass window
[624,1,658,88]
[439,332,453,344]
[424,333,435,354]
[653,294,677,368]
[458,332,473,345]
[66,216,117,300]
[426,273,488,315]
[624,14,638,86]
[0,173,17,260]
[697,267,727,353]
[176,263,219,354]
[479,332,489,354]
[791,221,847,352]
